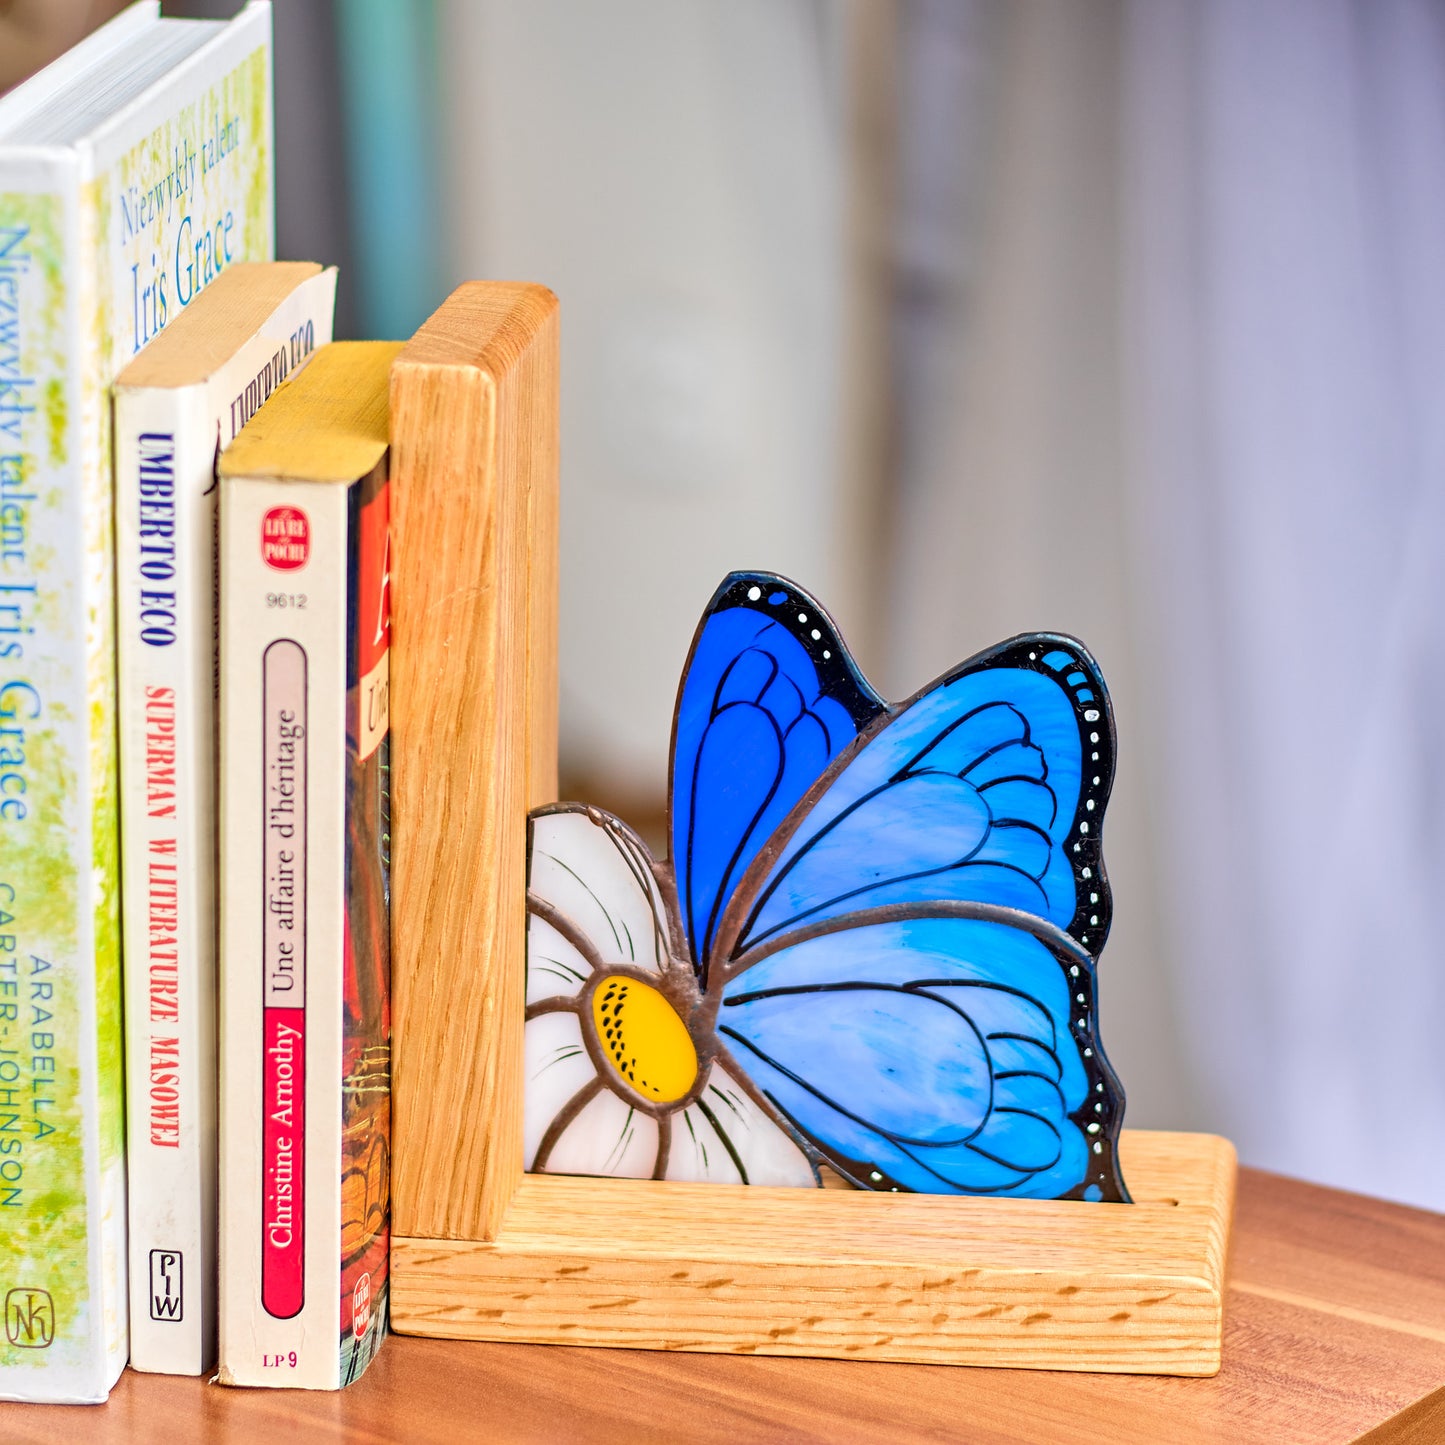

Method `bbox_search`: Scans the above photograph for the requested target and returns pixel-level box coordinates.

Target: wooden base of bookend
[390,1129,1236,1377]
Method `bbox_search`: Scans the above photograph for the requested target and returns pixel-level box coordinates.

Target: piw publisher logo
[149,1250,183,1322]
[5,1287,54,1348]
[261,506,310,570]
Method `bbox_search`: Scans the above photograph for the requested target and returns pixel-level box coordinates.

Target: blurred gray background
[11,0,1443,1209]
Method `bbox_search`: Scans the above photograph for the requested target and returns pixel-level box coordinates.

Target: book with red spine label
[217,342,396,1389]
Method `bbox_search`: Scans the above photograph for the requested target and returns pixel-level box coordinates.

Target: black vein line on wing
[994,1069,1068,1110]
[736,768,1058,952]
[719,1001,993,1149]
[977,774,1059,827]
[683,648,781,957]
[724,899,1092,989]
[695,699,786,977]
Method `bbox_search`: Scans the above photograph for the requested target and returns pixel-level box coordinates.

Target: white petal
[543,1085,660,1179]
[665,1067,817,1187]
[526,911,592,1004]
[523,1010,597,1168]
[529,807,669,972]
[667,1100,743,1183]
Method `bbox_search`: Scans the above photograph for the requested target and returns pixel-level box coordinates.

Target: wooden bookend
[390,283,560,1244]
[392,1131,1234,1375]
[388,284,1237,1375]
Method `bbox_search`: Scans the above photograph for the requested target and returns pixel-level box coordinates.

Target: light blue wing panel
[670,573,883,975]
[729,638,1113,958]
[717,913,1126,1200]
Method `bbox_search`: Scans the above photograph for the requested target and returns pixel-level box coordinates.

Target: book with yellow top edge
[114,260,336,1378]
[217,342,400,1389]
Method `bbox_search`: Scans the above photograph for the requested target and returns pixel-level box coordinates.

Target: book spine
[339,469,390,1386]
[114,386,214,1375]
[0,163,124,1404]
[116,271,337,1378]
[221,472,387,1389]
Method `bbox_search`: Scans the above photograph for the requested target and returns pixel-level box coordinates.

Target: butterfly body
[524,571,1128,1201]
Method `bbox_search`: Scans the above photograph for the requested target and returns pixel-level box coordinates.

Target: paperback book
[218,342,397,1390]
[113,260,336,1375]
[0,0,273,1403]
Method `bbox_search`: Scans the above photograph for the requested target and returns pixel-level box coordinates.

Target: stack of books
[0,1,537,1402]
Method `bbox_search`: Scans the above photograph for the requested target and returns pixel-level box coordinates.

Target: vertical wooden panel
[390,283,559,1241]
[518,316,560,810]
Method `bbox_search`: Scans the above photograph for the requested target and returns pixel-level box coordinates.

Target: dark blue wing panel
[729,638,1113,958]
[670,574,884,974]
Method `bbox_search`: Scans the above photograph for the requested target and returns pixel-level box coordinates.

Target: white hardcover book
[218,343,395,1390]
[113,262,336,1376]
[0,1,273,1403]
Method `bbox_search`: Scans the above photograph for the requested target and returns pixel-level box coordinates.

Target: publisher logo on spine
[261,506,310,570]
[353,1273,372,1340]
[4,1288,54,1348]
[149,1250,183,1322]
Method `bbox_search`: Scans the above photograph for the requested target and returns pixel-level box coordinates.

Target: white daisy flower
[524,804,818,1187]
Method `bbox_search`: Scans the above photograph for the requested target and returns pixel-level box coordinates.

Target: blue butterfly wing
[669,572,884,979]
[719,637,1114,962]
[718,911,1126,1199]
[699,626,1125,1199]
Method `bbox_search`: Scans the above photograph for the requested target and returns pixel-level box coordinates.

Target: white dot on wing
[747,585,761,601]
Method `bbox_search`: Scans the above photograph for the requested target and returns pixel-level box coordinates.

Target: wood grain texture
[389,283,559,1243]
[10,1168,1444,1443]
[388,1130,1236,1375]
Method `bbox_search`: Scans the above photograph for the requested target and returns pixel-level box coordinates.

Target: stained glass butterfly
[524,571,1129,1201]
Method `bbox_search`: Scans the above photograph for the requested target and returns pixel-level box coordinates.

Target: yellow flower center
[592,974,698,1104]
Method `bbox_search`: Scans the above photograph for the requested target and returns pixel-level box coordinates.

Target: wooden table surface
[8,1167,1445,1444]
